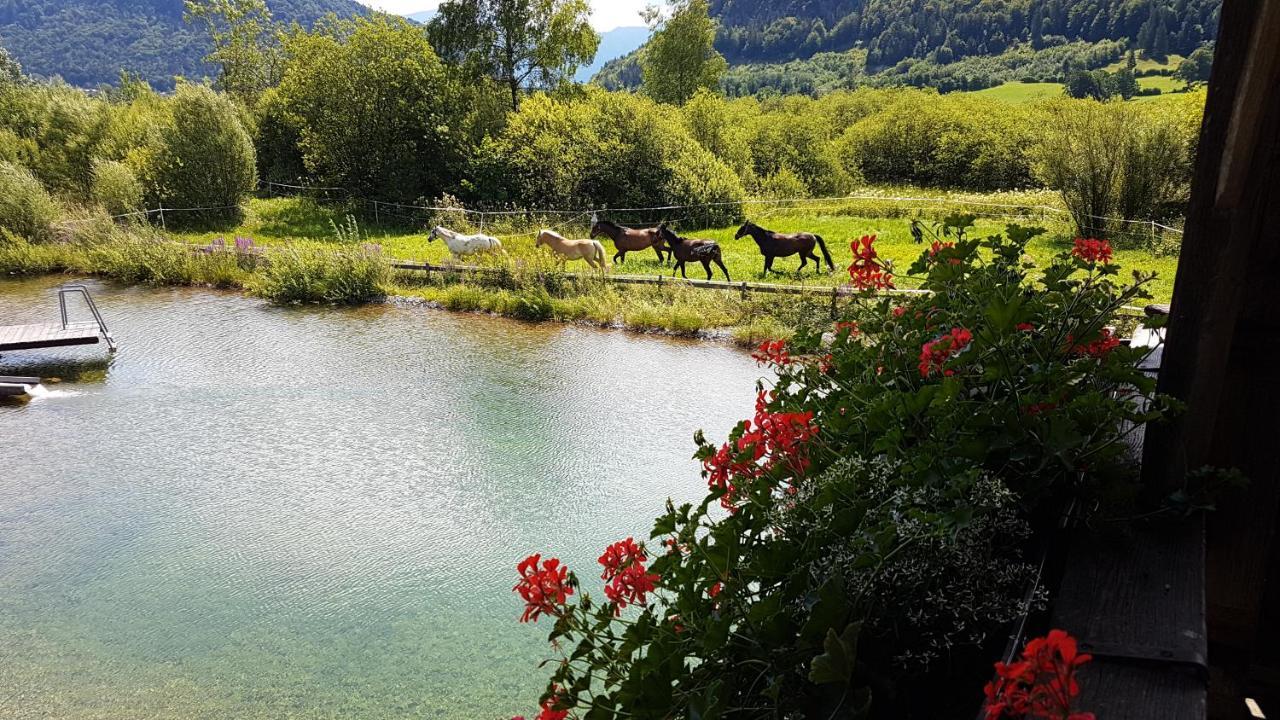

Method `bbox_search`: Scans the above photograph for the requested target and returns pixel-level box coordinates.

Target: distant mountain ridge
[0,0,369,90]
[576,25,648,82]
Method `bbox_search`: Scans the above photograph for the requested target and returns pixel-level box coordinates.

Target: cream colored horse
[535,229,609,270]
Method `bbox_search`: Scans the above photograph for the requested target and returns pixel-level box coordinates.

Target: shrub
[91,159,144,216]
[0,161,59,241]
[151,84,257,229]
[1033,98,1197,241]
[253,244,390,305]
[507,221,1175,718]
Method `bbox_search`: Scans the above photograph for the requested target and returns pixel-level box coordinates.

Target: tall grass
[252,244,391,305]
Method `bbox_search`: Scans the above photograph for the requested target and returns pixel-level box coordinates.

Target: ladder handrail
[58,285,117,352]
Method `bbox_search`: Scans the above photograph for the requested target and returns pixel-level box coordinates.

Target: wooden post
[1141,0,1280,715]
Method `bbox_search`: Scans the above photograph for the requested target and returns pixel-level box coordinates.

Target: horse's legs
[653,245,665,263]
[808,251,823,275]
[715,257,731,282]
[798,254,809,272]
[764,255,778,275]
[614,251,624,264]
[701,260,713,281]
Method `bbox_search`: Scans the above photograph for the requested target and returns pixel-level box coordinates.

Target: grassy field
[170,195,1180,302]
[968,82,1066,104]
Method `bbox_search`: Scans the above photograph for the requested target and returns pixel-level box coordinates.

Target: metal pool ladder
[58,285,117,352]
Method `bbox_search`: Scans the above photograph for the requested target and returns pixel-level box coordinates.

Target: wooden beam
[1141,0,1280,715]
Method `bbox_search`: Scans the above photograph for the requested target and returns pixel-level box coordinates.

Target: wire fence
[71,182,1182,243]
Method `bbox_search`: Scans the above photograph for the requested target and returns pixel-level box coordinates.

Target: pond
[0,277,765,720]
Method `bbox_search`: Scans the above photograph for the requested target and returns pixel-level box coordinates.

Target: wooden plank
[0,323,101,352]
[1139,0,1280,713]
[1052,518,1208,720]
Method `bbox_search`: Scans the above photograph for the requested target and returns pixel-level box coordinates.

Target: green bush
[477,88,745,224]
[91,158,144,216]
[151,84,257,229]
[1033,98,1197,240]
[0,161,59,240]
[0,83,109,197]
[253,245,390,305]
[838,90,1039,190]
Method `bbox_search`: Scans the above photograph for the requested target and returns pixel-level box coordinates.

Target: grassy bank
[3,191,1181,342]
[172,194,1180,300]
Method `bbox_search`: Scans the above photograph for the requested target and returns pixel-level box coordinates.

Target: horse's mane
[595,219,629,231]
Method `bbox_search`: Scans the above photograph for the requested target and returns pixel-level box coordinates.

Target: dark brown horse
[657,224,731,282]
[735,221,835,275]
[590,219,670,265]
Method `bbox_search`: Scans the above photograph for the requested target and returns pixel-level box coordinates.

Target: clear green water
[0,277,764,719]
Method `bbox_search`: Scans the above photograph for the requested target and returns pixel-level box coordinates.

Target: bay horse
[428,226,503,258]
[590,219,670,265]
[535,229,609,270]
[735,221,834,275]
[656,224,731,282]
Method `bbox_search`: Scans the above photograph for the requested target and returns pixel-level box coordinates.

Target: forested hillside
[0,0,366,89]
[711,0,1219,68]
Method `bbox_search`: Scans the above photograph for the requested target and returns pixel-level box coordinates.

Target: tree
[429,0,598,111]
[152,83,257,227]
[1176,44,1214,85]
[1113,50,1140,99]
[1064,69,1112,101]
[183,0,279,102]
[277,15,467,202]
[640,0,727,105]
[0,43,22,86]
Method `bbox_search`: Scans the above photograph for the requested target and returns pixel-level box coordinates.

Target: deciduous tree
[640,0,726,106]
[183,0,279,102]
[429,0,598,111]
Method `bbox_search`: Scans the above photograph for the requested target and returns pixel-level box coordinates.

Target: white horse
[535,229,608,270]
[428,226,503,259]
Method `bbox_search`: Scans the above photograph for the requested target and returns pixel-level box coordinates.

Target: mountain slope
[575,25,648,82]
[710,0,1219,68]
[0,0,368,90]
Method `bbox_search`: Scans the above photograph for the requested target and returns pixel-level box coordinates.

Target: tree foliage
[428,0,599,110]
[277,15,468,203]
[152,83,257,227]
[640,0,727,106]
[184,0,280,102]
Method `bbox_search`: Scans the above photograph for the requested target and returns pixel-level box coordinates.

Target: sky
[358,1,652,31]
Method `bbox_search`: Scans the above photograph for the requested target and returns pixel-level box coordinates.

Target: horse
[590,219,670,265]
[428,226,503,259]
[735,221,834,275]
[656,224,731,282]
[535,229,609,270]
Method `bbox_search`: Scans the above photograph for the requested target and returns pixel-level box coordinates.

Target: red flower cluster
[849,235,894,291]
[929,241,961,266]
[1017,323,1035,332]
[984,629,1095,720]
[752,339,791,367]
[1024,402,1058,417]
[1071,328,1121,358]
[514,554,573,623]
[918,327,974,378]
[834,321,860,335]
[512,692,571,720]
[600,538,659,614]
[1071,238,1113,265]
[702,391,820,509]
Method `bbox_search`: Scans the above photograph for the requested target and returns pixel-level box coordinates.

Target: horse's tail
[815,235,835,273]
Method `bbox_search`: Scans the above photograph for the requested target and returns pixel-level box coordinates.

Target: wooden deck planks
[0,323,102,352]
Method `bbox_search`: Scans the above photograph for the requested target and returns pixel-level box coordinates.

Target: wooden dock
[0,322,104,352]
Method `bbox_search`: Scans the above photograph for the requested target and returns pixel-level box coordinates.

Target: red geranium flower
[849,235,894,291]
[1071,328,1121,358]
[1017,323,1035,332]
[984,629,1095,720]
[702,391,819,509]
[514,554,573,623]
[918,327,974,378]
[753,339,791,367]
[1071,238,1113,265]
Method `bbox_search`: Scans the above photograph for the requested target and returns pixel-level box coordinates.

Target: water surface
[0,277,764,719]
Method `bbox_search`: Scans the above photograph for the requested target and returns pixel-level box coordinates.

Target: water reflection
[0,277,765,720]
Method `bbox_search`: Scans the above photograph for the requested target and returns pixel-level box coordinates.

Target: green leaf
[808,623,862,685]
